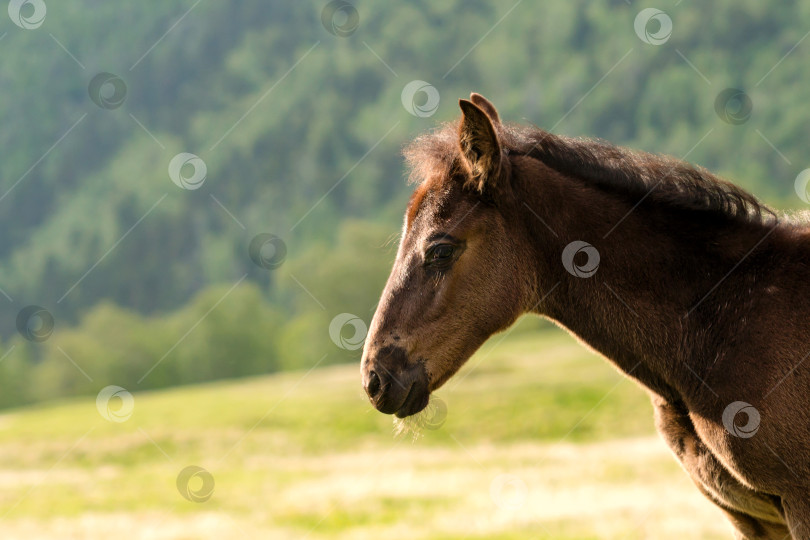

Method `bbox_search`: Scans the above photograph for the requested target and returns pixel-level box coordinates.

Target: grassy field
[0,321,733,539]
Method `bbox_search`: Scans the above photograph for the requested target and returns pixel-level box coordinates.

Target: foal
[360,93,810,538]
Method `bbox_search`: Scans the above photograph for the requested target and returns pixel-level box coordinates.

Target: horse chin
[394,377,431,418]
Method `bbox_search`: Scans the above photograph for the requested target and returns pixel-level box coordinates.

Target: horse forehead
[406,182,431,229]
[406,183,478,240]
[405,178,449,228]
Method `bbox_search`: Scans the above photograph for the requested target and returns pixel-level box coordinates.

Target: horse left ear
[458,99,503,198]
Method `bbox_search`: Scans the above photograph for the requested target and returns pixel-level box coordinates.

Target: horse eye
[426,244,455,266]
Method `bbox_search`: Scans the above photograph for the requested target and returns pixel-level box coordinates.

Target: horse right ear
[458,99,503,199]
[469,93,501,124]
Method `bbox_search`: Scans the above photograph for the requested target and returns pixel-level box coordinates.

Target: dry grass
[0,324,733,539]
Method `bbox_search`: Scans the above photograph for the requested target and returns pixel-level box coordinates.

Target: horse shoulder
[651,395,787,533]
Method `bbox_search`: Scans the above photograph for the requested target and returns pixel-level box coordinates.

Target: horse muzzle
[362,345,430,418]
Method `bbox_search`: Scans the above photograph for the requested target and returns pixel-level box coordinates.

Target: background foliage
[0,0,807,408]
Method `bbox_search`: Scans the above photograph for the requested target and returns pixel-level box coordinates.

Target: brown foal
[361,93,810,539]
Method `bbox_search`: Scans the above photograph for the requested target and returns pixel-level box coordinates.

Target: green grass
[0,324,733,539]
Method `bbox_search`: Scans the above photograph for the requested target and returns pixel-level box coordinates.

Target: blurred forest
[0,0,808,408]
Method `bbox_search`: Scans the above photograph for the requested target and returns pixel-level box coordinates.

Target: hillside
[1,0,809,408]
[0,329,732,539]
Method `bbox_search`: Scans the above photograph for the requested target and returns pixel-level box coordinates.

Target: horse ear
[458,99,502,196]
[469,93,501,124]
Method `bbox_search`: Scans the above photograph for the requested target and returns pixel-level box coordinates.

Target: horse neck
[514,161,772,403]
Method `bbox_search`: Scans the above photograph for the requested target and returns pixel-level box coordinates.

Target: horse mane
[404,121,776,226]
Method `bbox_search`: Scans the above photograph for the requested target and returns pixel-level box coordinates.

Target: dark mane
[404,121,775,226]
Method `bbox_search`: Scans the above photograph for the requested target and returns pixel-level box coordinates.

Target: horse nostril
[366,370,381,399]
